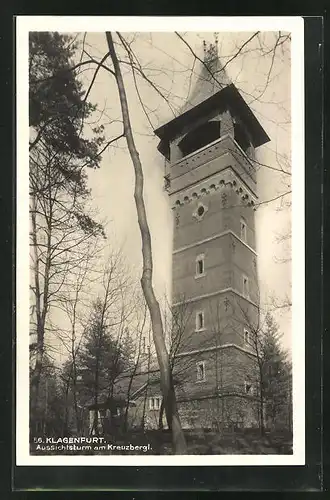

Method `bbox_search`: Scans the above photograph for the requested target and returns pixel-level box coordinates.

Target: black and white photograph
[16,16,305,466]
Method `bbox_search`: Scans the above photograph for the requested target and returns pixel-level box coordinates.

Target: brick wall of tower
[171,291,259,353]
[172,223,258,304]
[174,345,258,396]
[169,135,257,195]
[172,182,256,252]
[173,345,260,429]
[177,396,259,429]
[173,234,232,299]
[171,165,259,354]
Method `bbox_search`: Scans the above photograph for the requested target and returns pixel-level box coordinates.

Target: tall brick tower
[154,39,270,429]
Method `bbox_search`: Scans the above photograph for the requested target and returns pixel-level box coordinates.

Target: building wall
[117,344,261,432]
[172,233,258,304]
[172,185,256,253]
[171,291,260,352]
[126,384,166,430]
[174,345,258,397]
[129,394,260,430]
[177,396,259,429]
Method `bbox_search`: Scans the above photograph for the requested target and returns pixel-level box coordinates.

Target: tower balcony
[168,134,257,199]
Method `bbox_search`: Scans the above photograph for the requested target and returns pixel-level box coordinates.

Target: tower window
[244,381,252,394]
[164,174,171,192]
[149,397,161,410]
[243,328,250,344]
[196,254,205,277]
[234,122,251,154]
[240,218,247,242]
[193,202,208,221]
[196,361,206,382]
[196,311,205,331]
[178,121,221,158]
[242,275,249,298]
[197,206,205,217]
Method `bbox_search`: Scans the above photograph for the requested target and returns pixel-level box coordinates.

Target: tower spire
[181,35,231,114]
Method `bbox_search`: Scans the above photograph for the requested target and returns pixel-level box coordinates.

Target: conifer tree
[29,32,105,412]
[261,313,292,430]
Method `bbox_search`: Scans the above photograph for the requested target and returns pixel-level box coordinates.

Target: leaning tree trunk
[106,32,187,454]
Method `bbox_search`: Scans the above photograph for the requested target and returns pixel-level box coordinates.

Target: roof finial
[203,39,207,57]
[203,35,218,67]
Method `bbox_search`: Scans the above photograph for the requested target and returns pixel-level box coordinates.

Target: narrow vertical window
[240,217,247,242]
[195,254,205,276]
[244,381,252,394]
[196,361,206,382]
[149,397,161,410]
[242,275,249,298]
[196,311,204,330]
[244,328,250,344]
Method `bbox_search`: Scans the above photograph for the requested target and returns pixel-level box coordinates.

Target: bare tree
[122,299,150,431]
[54,240,102,434]
[29,31,106,412]
[74,252,133,435]
[29,147,105,414]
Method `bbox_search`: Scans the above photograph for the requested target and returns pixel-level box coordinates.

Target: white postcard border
[16,15,305,466]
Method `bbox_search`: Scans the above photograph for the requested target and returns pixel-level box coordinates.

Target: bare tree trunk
[124,339,142,432]
[215,315,220,431]
[141,347,151,430]
[158,398,165,430]
[257,359,265,436]
[141,387,148,430]
[72,363,80,434]
[30,165,53,410]
[124,372,134,432]
[30,194,44,406]
[92,361,100,436]
[105,32,186,454]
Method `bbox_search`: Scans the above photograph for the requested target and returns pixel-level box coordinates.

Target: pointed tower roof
[180,36,231,114]
[154,38,270,157]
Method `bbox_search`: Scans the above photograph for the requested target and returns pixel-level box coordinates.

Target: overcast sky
[71,31,293,352]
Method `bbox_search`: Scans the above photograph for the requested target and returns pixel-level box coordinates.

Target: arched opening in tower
[233,122,251,154]
[178,120,221,158]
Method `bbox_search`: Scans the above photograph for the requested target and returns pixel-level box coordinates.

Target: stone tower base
[178,395,260,430]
